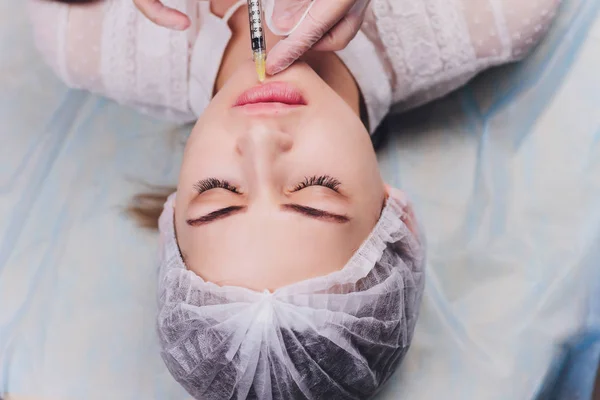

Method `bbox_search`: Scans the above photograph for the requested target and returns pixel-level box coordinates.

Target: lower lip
[234,103,303,113]
[234,82,306,108]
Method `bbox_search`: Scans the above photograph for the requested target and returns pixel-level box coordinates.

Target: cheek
[307,118,384,222]
[178,138,237,203]
[297,115,380,184]
[182,120,236,170]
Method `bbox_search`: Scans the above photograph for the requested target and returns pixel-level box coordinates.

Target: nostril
[237,126,293,156]
[278,133,293,152]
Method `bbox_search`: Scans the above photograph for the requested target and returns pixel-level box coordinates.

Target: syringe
[247,0,267,82]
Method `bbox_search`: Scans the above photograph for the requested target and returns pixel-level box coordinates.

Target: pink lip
[234,82,306,107]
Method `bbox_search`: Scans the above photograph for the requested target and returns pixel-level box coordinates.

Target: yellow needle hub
[254,52,266,82]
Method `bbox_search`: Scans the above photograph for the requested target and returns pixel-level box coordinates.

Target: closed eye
[194,178,240,194]
[292,175,341,192]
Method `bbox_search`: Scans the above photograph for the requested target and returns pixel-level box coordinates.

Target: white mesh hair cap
[157,190,425,400]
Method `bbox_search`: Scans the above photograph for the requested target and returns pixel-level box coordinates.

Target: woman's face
[175,61,385,291]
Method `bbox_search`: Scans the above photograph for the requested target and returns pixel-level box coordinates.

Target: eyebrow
[186,206,246,226]
[186,204,350,227]
[282,204,350,223]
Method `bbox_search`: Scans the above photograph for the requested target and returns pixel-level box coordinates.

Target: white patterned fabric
[157,192,425,399]
[27,0,560,131]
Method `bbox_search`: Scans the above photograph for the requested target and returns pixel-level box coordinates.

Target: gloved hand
[132,0,190,30]
[132,0,370,76]
[265,0,371,75]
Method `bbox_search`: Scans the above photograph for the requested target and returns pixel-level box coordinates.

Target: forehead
[179,213,367,291]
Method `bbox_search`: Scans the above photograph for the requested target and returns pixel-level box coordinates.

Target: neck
[214,5,362,118]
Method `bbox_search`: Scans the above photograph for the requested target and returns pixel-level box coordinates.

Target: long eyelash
[194,178,240,194]
[293,175,341,192]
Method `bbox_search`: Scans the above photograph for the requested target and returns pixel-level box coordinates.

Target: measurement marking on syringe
[247,0,267,81]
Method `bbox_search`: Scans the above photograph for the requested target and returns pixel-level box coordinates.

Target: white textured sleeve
[27,0,106,92]
[27,0,196,123]
[369,0,561,110]
[461,0,561,61]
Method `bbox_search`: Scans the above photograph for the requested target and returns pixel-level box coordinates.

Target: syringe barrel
[247,0,266,52]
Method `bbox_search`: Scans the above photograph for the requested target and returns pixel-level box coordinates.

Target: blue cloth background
[1,0,599,398]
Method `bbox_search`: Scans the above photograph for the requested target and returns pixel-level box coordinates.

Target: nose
[235,124,293,194]
[236,122,293,156]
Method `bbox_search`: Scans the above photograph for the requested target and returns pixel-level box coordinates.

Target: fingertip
[169,11,191,30]
[267,56,294,75]
[265,51,286,75]
[265,60,275,75]
[174,17,191,30]
[266,63,284,76]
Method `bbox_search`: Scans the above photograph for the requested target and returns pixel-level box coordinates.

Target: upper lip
[234,82,307,107]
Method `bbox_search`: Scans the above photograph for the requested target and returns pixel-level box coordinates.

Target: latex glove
[265,0,370,75]
[132,0,190,30]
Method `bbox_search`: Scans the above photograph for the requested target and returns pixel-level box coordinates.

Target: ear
[384,184,420,240]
